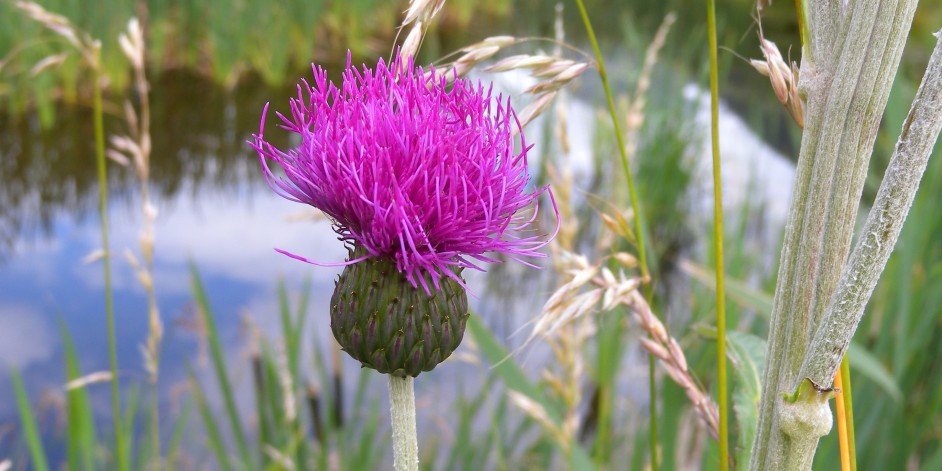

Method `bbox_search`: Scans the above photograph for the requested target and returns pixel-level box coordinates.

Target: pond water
[0,62,574,464]
[0,3,803,465]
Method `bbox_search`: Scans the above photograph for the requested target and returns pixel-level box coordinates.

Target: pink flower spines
[252,54,556,291]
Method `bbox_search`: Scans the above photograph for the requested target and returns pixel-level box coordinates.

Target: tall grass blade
[592,309,627,464]
[188,366,234,470]
[11,368,50,471]
[166,398,193,467]
[60,322,98,471]
[573,1,657,467]
[189,263,254,467]
[91,43,128,471]
[277,279,310,466]
[466,315,595,471]
[846,343,901,403]
[252,354,273,469]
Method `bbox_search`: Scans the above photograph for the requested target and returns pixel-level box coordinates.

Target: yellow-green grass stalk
[706,0,729,468]
[834,366,851,471]
[90,45,129,471]
[573,0,657,468]
[840,355,857,470]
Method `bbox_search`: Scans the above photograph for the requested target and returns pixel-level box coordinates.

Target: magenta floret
[251,54,557,292]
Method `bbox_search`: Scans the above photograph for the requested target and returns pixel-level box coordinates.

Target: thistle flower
[251,54,556,376]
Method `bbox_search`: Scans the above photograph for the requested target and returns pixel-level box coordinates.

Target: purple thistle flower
[251,53,557,293]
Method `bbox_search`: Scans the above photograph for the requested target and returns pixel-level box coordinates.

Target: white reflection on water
[0,305,54,369]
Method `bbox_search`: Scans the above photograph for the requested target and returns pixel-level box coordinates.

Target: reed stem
[92,46,127,471]
[706,0,729,468]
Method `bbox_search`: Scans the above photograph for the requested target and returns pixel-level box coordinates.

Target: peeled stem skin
[330,248,469,378]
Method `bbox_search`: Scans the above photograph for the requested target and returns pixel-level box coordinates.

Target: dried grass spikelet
[507,390,567,445]
[426,28,589,129]
[263,445,296,470]
[15,0,100,69]
[29,52,69,76]
[397,0,447,60]
[751,33,804,128]
[399,24,425,62]
[118,18,145,70]
[513,10,596,445]
[483,54,590,129]
[527,248,721,441]
[109,17,163,385]
[621,290,720,439]
[623,12,676,160]
[402,0,446,26]
[64,371,114,390]
[544,162,576,250]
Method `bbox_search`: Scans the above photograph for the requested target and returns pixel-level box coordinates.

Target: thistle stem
[388,375,419,471]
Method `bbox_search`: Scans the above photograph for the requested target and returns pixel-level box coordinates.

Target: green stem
[150,388,159,470]
[648,354,657,468]
[574,0,656,468]
[388,375,419,471]
[840,356,857,471]
[706,0,729,469]
[93,47,127,471]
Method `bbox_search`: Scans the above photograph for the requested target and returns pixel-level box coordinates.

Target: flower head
[251,53,556,292]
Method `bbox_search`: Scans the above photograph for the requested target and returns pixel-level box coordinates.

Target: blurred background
[1,0,940,469]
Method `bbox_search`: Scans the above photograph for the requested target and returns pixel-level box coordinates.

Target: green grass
[5,1,942,470]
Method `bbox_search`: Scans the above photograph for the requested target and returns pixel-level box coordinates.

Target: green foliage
[467,315,597,470]
[5,1,942,470]
[726,331,765,467]
[11,368,50,471]
[60,322,99,471]
[189,263,254,467]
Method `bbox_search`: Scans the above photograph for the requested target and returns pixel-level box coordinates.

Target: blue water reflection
[0,67,564,464]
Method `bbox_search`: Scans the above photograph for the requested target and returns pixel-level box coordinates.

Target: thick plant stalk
[749,0,923,469]
[388,375,419,471]
[799,31,942,390]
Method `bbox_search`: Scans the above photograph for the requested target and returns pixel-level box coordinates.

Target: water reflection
[0,70,337,447]
[0,66,563,463]
[0,70,301,261]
